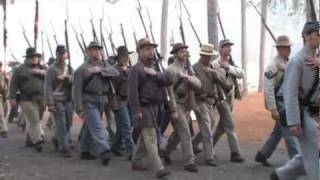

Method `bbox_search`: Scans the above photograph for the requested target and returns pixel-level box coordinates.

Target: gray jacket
[128,61,176,128]
[44,62,73,105]
[284,46,319,126]
[10,62,45,102]
[73,60,119,113]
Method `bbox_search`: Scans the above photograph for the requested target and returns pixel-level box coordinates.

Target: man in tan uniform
[193,43,230,166]
[165,43,201,172]
[211,39,244,163]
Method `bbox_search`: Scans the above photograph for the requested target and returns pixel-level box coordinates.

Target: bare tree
[258,0,268,92]
[207,0,219,48]
[160,0,169,60]
[241,0,248,94]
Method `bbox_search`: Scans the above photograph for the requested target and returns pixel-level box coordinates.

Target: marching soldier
[73,41,119,166]
[271,21,319,180]
[0,62,9,138]
[255,36,298,167]
[45,45,74,158]
[211,39,245,163]
[10,47,46,152]
[164,43,201,172]
[110,46,135,160]
[129,38,177,178]
[192,43,229,166]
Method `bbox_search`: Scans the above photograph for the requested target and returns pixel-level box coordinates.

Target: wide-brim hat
[274,35,292,47]
[23,47,42,58]
[199,43,219,56]
[170,43,188,54]
[87,41,103,49]
[136,38,158,51]
[115,46,133,59]
[219,39,234,49]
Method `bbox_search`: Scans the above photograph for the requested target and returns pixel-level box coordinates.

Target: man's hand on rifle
[134,113,143,121]
[48,105,56,112]
[270,109,279,121]
[179,72,190,80]
[144,67,157,76]
[171,111,179,120]
[88,66,102,74]
[289,125,303,137]
[10,99,17,108]
[32,69,46,75]
[305,56,320,68]
[57,74,66,81]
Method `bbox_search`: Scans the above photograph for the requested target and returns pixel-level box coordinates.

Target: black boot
[100,151,111,166]
[80,152,96,160]
[33,141,43,152]
[231,152,245,163]
[255,151,273,167]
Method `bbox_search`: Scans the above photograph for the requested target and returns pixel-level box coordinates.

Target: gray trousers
[276,111,318,180]
[53,101,73,150]
[212,100,241,153]
[260,120,298,159]
[165,104,195,165]
[194,101,215,160]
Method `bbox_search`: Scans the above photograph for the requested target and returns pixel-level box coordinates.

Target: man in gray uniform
[270,21,319,180]
[255,36,298,167]
[110,46,135,160]
[165,43,201,172]
[129,38,177,178]
[10,47,46,152]
[73,41,119,166]
[45,45,74,158]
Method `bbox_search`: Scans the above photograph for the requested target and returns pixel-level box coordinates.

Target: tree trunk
[258,0,268,92]
[207,0,219,48]
[241,0,248,94]
[160,0,169,61]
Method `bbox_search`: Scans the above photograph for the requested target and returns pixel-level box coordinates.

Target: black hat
[46,57,56,65]
[302,21,320,35]
[170,43,188,54]
[219,39,234,49]
[87,41,103,49]
[56,45,67,54]
[116,46,133,59]
[23,47,42,58]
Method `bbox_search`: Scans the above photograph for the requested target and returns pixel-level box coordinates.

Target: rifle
[90,19,99,42]
[249,1,276,43]
[136,0,149,38]
[40,31,45,62]
[44,30,54,58]
[20,22,32,47]
[50,21,59,45]
[34,0,39,49]
[120,23,132,66]
[106,16,117,55]
[139,2,170,102]
[216,1,242,99]
[71,23,85,55]
[100,18,110,57]
[180,0,201,46]
[78,20,87,49]
[64,8,72,74]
